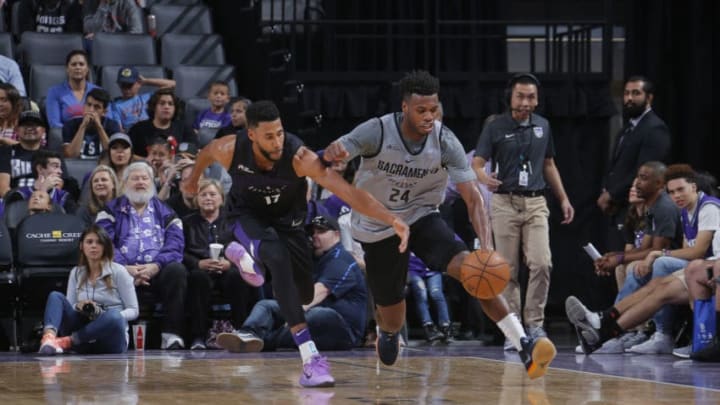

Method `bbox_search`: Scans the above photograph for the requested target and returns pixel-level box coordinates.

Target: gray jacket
[66,261,139,321]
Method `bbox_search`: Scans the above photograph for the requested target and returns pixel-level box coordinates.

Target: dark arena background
[0,0,717,403]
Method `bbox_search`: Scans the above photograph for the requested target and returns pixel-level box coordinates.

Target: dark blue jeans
[242,299,356,351]
[408,272,450,326]
[43,291,128,354]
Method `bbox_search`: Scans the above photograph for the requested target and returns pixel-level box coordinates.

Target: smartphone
[707,266,714,281]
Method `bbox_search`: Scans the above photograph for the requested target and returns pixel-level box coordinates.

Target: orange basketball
[460,249,510,299]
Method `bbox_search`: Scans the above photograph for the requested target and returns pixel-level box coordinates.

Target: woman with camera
[39,225,139,354]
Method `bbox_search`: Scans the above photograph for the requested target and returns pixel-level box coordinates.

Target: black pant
[187,266,259,339]
[151,262,188,336]
[231,216,314,328]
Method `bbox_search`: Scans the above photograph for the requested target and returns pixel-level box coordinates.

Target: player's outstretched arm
[293,146,409,252]
[183,135,236,195]
[457,180,493,250]
[322,139,350,162]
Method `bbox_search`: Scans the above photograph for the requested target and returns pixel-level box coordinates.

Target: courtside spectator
[184,179,258,350]
[38,225,139,354]
[96,161,187,350]
[76,164,118,226]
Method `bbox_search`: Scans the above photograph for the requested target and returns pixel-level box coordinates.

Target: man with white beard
[96,161,187,349]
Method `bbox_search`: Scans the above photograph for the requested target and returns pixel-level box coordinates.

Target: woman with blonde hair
[76,165,119,226]
[39,225,138,354]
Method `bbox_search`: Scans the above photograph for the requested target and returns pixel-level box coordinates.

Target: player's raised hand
[392,217,410,253]
[322,140,349,162]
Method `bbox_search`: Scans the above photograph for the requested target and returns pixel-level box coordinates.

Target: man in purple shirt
[96,161,187,349]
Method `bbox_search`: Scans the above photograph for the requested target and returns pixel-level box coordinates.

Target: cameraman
[39,225,139,355]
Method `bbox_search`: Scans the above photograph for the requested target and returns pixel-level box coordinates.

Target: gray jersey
[339,113,474,242]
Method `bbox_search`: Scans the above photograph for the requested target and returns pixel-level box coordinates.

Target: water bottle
[147,14,157,37]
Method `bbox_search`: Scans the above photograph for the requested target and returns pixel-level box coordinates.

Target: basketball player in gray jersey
[323,71,556,378]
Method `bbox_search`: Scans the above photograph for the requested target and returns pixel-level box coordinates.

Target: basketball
[460,249,511,299]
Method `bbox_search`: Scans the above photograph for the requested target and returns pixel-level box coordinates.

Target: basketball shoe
[299,355,335,388]
[376,329,400,366]
[519,336,556,379]
[225,242,264,287]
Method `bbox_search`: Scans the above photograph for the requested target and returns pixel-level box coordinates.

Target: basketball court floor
[0,340,717,404]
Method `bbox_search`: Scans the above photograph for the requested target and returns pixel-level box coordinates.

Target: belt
[495,190,545,197]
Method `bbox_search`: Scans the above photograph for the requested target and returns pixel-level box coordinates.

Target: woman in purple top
[45,50,99,128]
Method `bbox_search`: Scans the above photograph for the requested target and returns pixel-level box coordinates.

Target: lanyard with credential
[514,125,534,172]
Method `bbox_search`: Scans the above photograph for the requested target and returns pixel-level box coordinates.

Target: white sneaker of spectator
[594,337,625,354]
[626,331,673,354]
[161,333,185,350]
[621,330,649,349]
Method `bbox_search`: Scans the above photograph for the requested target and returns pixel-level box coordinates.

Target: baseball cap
[18,110,46,127]
[108,132,132,148]
[117,66,140,85]
[307,214,339,232]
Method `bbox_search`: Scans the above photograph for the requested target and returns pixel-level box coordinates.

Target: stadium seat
[0,222,18,348]
[0,32,13,58]
[150,5,213,36]
[28,65,67,102]
[20,32,84,66]
[15,212,84,311]
[160,34,225,69]
[182,97,210,129]
[91,33,157,66]
[65,159,99,187]
[46,127,64,153]
[173,65,237,99]
[0,223,13,274]
[100,65,167,99]
[3,198,66,236]
[10,1,20,37]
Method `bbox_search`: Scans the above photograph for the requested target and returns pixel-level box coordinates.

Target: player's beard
[125,187,156,205]
[259,145,282,162]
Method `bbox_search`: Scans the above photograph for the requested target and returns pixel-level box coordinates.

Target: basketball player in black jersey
[185,101,409,388]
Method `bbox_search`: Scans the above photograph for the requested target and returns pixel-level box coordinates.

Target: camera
[82,302,96,317]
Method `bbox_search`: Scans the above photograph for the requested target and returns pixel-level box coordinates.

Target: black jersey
[227,130,308,226]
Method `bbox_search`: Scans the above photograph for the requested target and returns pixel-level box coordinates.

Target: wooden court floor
[0,343,718,404]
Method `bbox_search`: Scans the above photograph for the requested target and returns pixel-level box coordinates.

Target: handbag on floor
[692,297,717,353]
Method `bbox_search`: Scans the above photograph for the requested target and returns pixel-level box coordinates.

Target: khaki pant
[491,194,552,327]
